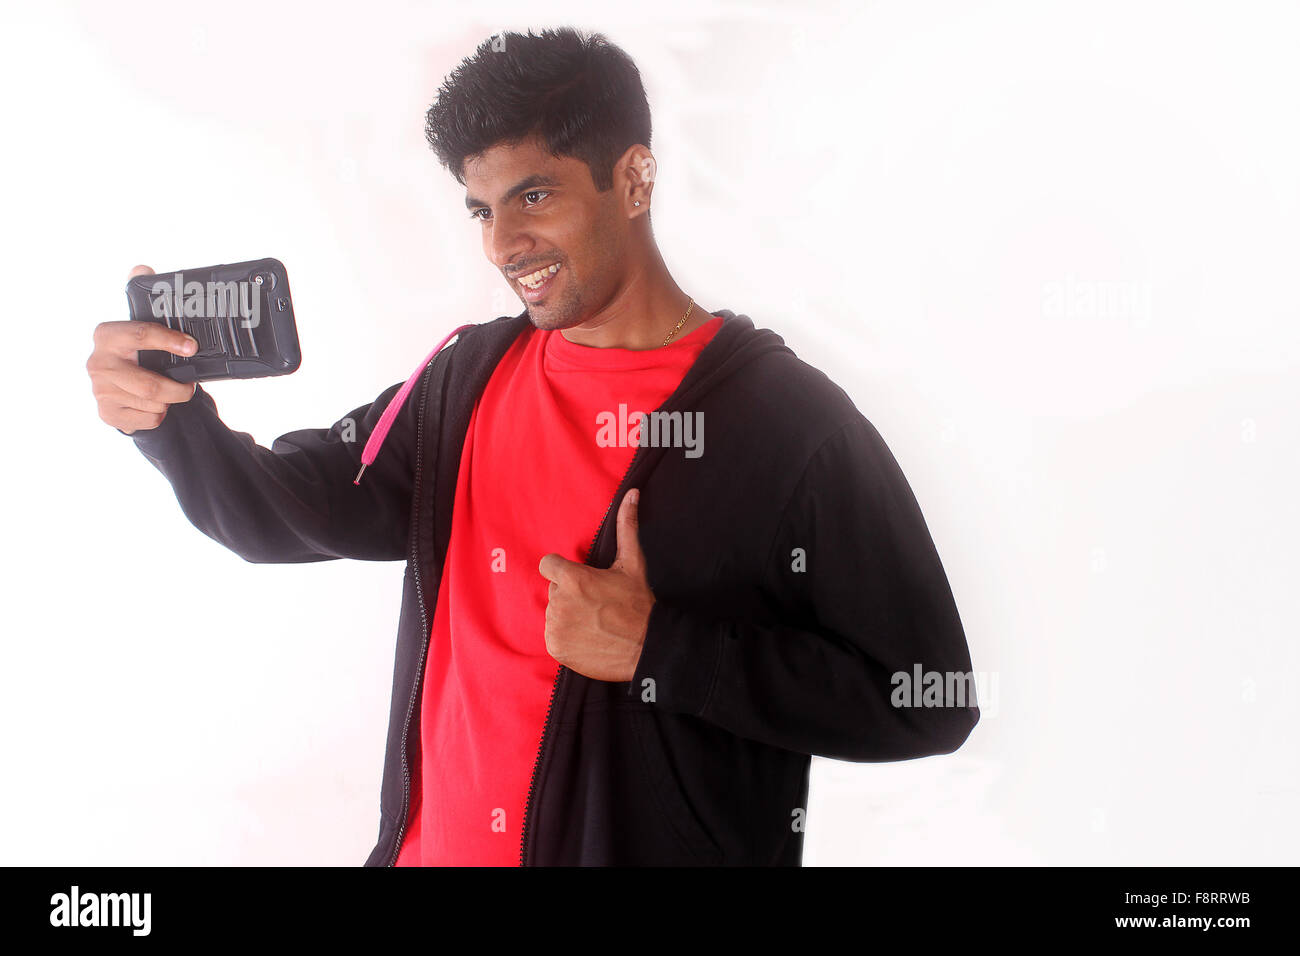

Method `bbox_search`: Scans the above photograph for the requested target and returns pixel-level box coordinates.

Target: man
[86,27,978,866]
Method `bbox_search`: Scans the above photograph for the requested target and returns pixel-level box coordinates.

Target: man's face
[463,136,627,332]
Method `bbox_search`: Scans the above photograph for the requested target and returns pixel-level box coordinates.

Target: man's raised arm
[88,266,423,564]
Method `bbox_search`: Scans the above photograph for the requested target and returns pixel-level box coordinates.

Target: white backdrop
[1,0,1296,865]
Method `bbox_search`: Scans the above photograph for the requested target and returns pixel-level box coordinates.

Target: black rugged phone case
[124,257,301,383]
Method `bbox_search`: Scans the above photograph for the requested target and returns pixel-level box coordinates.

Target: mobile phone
[124,257,302,383]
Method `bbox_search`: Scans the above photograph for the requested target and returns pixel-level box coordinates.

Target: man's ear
[617,143,655,215]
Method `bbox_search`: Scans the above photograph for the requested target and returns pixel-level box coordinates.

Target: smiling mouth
[514,261,561,290]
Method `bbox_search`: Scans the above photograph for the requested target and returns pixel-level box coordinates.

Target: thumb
[612,488,646,577]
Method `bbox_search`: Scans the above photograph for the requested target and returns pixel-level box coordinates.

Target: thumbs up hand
[537,488,656,682]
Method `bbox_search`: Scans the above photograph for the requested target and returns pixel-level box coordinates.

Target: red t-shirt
[394,314,723,865]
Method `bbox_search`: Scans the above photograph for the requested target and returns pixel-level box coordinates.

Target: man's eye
[469,190,549,222]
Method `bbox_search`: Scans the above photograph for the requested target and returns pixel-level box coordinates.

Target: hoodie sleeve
[127,375,423,564]
[632,414,979,762]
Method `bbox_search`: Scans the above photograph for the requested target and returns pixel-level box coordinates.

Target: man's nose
[487,211,533,272]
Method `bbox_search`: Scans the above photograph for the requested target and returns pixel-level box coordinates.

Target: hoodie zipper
[385,364,436,866]
[518,444,643,866]
[515,321,734,864]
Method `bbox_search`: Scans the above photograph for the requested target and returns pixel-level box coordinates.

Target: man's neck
[559,253,707,351]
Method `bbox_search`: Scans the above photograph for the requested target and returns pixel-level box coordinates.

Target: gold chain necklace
[662,297,695,346]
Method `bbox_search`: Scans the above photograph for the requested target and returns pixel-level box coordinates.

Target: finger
[103,361,197,406]
[92,379,170,415]
[104,402,166,433]
[127,264,156,280]
[538,552,576,584]
[95,319,198,360]
[612,488,646,576]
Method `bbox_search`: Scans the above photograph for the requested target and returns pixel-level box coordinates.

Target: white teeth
[519,263,560,288]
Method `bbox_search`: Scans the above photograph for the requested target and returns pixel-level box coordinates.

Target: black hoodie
[129,308,979,865]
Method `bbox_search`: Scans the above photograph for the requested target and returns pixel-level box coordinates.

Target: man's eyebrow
[465,174,560,209]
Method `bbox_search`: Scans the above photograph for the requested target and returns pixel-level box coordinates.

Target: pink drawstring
[354,323,476,485]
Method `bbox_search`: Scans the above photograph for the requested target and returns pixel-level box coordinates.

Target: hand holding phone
[123,257,301,383]
[88,265,201,434]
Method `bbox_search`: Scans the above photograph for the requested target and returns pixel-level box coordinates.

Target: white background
[1,0,1296,865]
